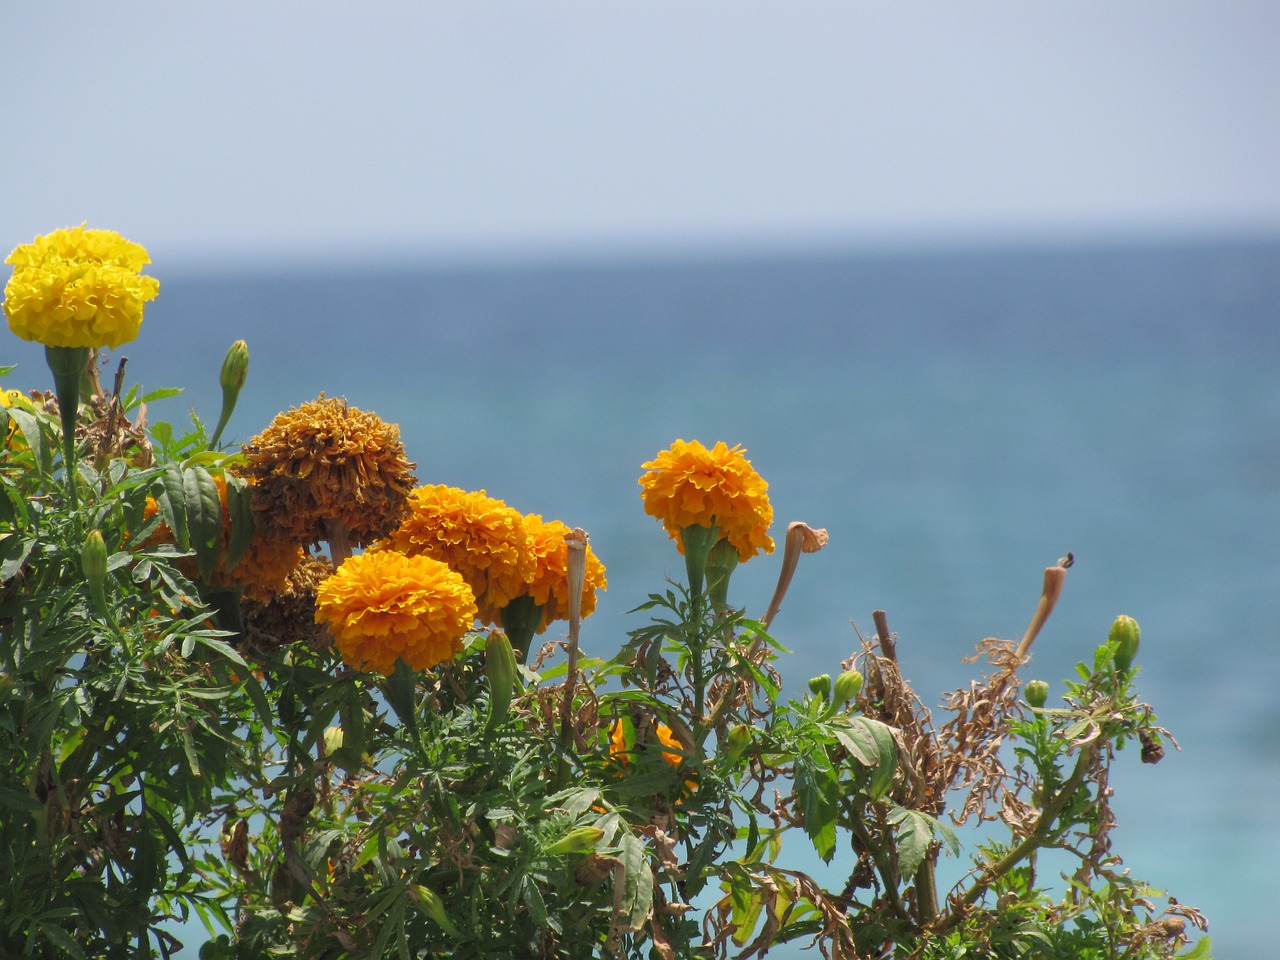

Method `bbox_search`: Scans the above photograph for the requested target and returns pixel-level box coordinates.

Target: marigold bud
[808,673,831,701]
[485,631,520,731]
[544,826,605,855]
[81,529,108,585]
[726,723,752,763]
[833,669,863,705]
[1109,615,1140,672]
[1024,679,1049,708]
[220,339,250,392]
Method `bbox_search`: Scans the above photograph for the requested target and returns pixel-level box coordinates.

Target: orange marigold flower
[609,719,631,766]
[313,549,476,674]
[493,514,607,631]
[655,721,685,768]
[379,485,534,618]
[639,439,774,562]
[240,396,417,551]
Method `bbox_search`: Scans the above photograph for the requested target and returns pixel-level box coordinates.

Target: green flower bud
[210,340,250,447]
[1109,615,1141,673]
[544,826,605,855]
[485,630,521,731]
[220,339,250,393]
[808,673,832,701]
[726,723,753,763]
[833,669,863,705]
[81,529,108,585]
[410,884,460,936]
[1024,679,1050,709]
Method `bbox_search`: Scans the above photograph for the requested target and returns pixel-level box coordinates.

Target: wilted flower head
[639,439,774,562]
[380,485,534,615]
[314,549,477,674]
[486,514,606,631]
[240,396,417,551]
[4,224,160,349]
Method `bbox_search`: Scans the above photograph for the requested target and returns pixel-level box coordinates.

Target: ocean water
[5,237,1278,956]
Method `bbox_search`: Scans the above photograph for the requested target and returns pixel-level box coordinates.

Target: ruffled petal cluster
[639,439,774,561]
[314,549,476,674]
[508,515,607,632]
[240,396,417,548]
[380,485,535,616]
[4,224,160,349]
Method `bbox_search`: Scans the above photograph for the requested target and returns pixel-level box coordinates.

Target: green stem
[940,743,1097,932]
[45,346,90,511]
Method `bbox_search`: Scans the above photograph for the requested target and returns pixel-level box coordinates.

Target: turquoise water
[6,237,1277,955]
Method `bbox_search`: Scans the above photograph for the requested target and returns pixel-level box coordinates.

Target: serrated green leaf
[158,462,189,550]
[865,719,899,800]
[35,921,88,960]
[889,807,932,876]
[184,464,222,582]
[794,755,838,862]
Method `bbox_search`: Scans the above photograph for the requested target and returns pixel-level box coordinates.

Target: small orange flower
[639,439,774,562]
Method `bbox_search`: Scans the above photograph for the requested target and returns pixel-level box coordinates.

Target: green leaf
[0,785,42,812]
[887,806,933,876]
[1178,936,1213,959]
[794,754,838,862]
[619,831,653,932]
[865,719,899,800]
[0,532,36,581]
[184,464,222,582]
[35,921,88,960]
[158,462,189,550]
[6,407,47,474]
[224,473,255,570]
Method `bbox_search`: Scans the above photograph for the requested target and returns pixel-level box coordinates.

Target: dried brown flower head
[240,396,417,553]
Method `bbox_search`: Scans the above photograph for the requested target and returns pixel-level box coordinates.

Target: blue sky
[2,1,1278,267]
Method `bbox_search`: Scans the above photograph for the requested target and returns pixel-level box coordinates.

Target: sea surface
[5,236,1278,957]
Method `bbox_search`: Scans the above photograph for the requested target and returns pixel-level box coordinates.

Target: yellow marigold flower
[240,396,417,551]
[489,514,607,631]
[314,549,477,674]
[4,224,160,349]
[380,485,534,618]
[639,439,775,562]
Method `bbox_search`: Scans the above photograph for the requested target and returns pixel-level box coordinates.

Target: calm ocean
[6,237,1277,956]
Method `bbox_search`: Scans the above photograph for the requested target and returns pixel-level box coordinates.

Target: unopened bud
[833,669,863,705]
[81,529,108,585]
[485,631,520,731]
[1024,680,1049,709]
[1109,615,1140,673]
[726,723,752,763]
[220,340,250,393]
[210,340,250,447]
[544,826,605,855]
[808,673,832,701]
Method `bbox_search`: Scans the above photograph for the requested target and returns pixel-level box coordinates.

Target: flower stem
[45,346,90,510]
